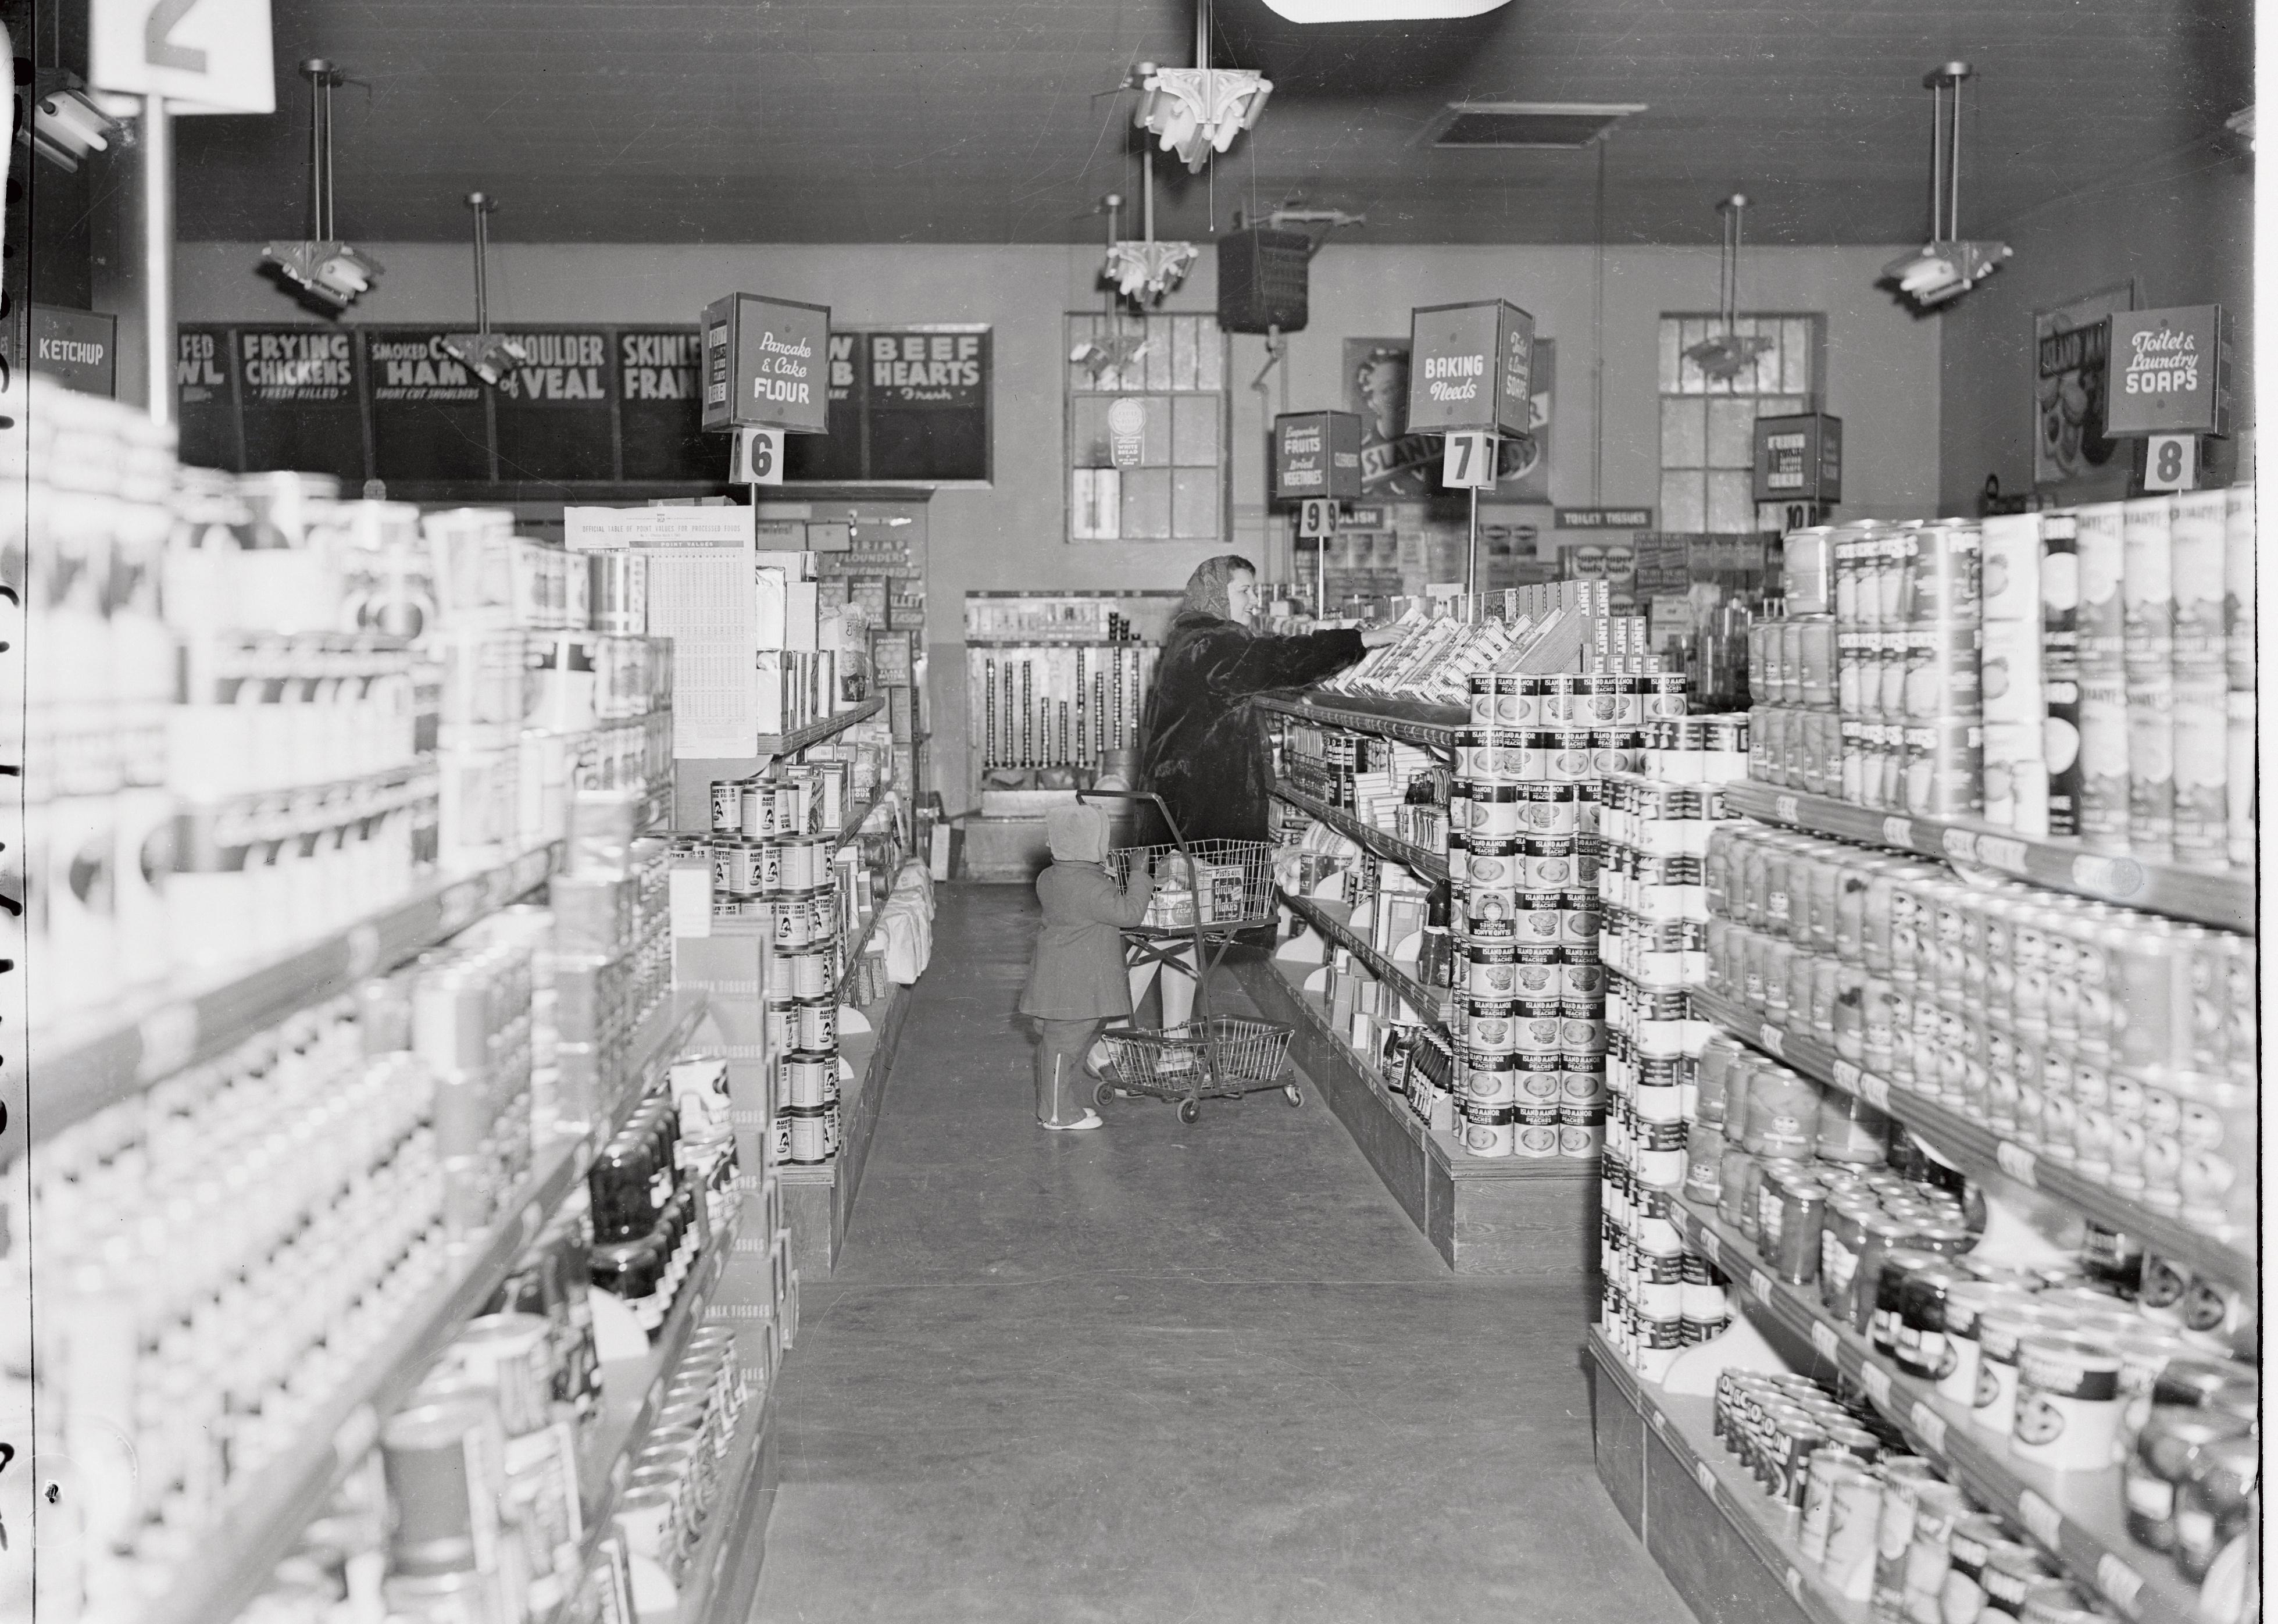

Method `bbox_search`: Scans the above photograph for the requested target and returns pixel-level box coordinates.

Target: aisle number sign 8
[2144,433,2197,492]
[1297,498,1338,539]
[91,0,276,113]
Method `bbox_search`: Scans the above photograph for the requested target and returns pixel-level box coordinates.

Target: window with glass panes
[1658,314,1824,534]
[1066,312,1228,543]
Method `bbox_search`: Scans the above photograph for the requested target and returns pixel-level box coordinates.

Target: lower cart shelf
[1234,955,1595,1277]
[1584,1327,1870,1624]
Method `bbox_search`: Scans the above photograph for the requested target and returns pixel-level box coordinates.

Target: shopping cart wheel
[1093,1080,1117,1109]
[1177,1099,1201,1125]
[1283,1084,1303,1107]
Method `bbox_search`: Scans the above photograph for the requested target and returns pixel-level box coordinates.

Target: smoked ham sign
[701,292,831,434]
[1405,299,1534,437]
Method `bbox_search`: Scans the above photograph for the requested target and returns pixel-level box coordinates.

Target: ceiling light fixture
[1881,63,2010,312]
[438,191,530,387]
[26,70,129,170]
[259,59,382,313]
[1684,194,1774,383]
[1132,0,1270,173]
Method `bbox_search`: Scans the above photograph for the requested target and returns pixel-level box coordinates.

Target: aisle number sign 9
[91,0,276,112]
[1296,498,1339,538]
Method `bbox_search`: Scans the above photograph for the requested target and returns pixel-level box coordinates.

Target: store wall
[174,238,1939,811]
[1935,144,2255,511]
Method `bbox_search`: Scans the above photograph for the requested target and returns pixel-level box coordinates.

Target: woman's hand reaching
[1359,624,1405,648]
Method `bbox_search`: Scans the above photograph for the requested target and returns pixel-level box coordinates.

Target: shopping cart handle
[1077,788,1188,852]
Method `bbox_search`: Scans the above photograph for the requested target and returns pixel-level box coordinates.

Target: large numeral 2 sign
[90,0,276,113]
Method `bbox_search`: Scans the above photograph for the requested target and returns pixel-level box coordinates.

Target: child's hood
[1045,803,1112,865]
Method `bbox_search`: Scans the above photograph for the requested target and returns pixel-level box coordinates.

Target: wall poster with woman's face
[1345,337,1553,502]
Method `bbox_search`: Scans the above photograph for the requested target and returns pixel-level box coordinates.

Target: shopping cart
[1079,789,1301,1123]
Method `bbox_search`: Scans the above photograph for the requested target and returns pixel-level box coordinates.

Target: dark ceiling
[172,0,2253,247]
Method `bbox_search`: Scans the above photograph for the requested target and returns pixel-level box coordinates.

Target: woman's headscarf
[1046,802,1112,864]
[1180,554,1259,621]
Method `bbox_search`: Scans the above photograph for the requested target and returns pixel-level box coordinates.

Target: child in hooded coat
[1018,802,1154,1130]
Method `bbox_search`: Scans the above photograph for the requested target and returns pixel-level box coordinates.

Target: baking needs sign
[702,292,831,434]
[2104,305,2227,436]
[1405,299,1534,437]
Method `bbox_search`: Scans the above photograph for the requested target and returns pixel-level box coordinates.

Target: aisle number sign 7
[91,0,275,114]
[1443,430,1497,489]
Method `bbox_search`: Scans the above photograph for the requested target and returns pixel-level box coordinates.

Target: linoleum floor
[748,884,1690,1624]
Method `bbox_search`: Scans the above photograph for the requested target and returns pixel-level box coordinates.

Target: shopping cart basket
[1079,790,1299,1123]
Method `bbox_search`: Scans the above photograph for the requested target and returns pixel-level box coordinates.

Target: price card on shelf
[135,1004,200,1081]
[1909,1401,1948,1452]
[1942,828,1978,863]
[345,922,383,977]
[1861,1364,1893,1406]
[1882,816,1915,848]
[1812,1322,1843,1362]
[2095,1555,2144,1610]
[2018,1490,2063,1547]
[2069,853,2145,900]
[1774,794,1800,823]
[1785,1569,1805,1602]
[1695,1461,1718,1497]
[1699,1228,1722,1267]
[333,1401,380,1466]
[1749,1270,1773,1305]
[1833,1059,1862,1092]
[1758,1022,1785,1058]
[1976,835,2029,875]
[1995,1143,2039,1187]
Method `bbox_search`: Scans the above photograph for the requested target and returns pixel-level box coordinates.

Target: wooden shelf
[664,1390,777,1624]
[755,695,887,759]
[1670,1197,2204,1624]
[1688,988,2254,1293]
[777,980,913,1278]
[1236,958,1595,1278]
[1256,691,1471,751]
[1723,781,2254,934]
[140,992,710,1624]
[22,843,563,1157]
[1277,890,1449,1035]
[1585,1328,1874,1624]
[1272,783,1449,883]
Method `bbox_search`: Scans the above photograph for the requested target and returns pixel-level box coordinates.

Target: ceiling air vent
[1424,102,1645,149]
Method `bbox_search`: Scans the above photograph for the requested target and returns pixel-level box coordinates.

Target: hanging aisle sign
[1272,410,1363,502]
[2102,305,2229,437]
[1405,299,1534,437]
[702,292,831,434]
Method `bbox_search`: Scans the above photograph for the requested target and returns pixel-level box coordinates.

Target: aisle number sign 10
[91,0,276,112]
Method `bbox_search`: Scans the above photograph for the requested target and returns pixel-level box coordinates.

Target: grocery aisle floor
[749,885,1691,1624]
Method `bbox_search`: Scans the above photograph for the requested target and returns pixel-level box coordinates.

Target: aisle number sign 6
[91,0,275,113]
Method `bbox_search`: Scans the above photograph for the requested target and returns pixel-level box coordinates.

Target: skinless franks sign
[177,322,992,486]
